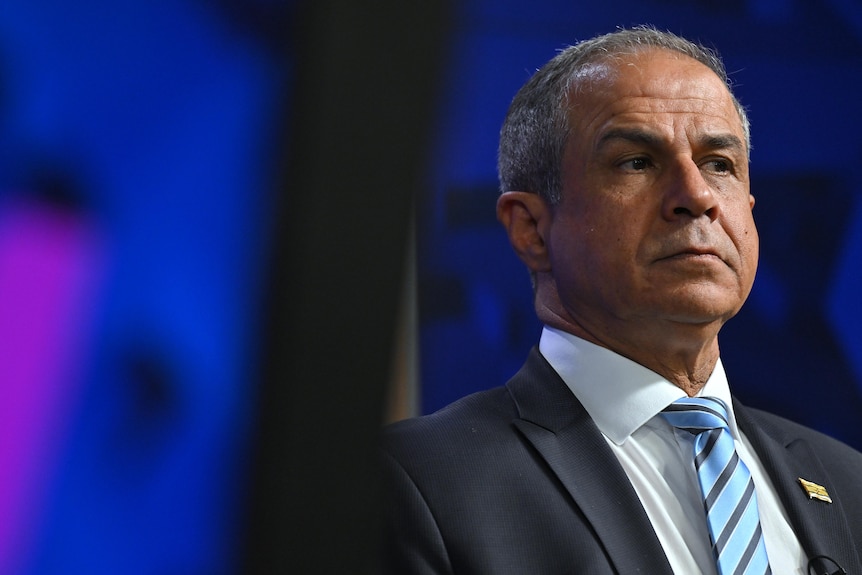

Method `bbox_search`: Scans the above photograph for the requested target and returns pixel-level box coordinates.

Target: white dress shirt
[539,326,807,574]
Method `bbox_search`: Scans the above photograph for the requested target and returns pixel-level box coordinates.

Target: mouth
[657,247,724,263]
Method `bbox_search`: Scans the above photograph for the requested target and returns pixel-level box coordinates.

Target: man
[381,27,862,574]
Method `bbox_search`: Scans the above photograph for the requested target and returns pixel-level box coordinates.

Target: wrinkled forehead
[564,49,741,128]
[566,48,723,97]
[559,48,748,164]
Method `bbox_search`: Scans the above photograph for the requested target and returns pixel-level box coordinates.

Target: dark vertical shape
[244,2,451,574]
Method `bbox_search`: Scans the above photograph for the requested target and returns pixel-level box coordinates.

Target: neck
[538,306,722,397]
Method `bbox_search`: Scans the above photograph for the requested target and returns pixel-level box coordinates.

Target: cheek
[737,205,758,246]
[550,197,644,273]
[548,225,600,285]
[728,210,759,276]
[743,226,759,274]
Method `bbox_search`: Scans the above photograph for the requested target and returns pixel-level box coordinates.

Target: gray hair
[497,26,750,205]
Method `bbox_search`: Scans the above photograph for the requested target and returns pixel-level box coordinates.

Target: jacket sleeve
[380,448,454,575]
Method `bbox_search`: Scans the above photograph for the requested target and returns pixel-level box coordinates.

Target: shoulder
[379,387,521,575]
[381,385,518,463]
[743,404,862,468]
[380,349,557,488]
[380,346,568,465]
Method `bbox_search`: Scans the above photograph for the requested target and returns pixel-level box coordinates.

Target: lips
[655,246,727,268]
[650,225,735,266]
[653,241,726,261]
[675,247,720,257]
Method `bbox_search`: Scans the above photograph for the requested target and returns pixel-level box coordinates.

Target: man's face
[544,49,758,342]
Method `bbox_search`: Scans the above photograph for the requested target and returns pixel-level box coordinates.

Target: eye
[702,158,731,173]
[619,157,653,172]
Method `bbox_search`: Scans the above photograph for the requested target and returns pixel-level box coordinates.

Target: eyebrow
[595,128,746,154]
[595,128,662,152]
[699,133,746,153]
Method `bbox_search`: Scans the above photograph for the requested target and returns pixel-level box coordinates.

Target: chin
[653,292,744,325]
[664,304,741,326]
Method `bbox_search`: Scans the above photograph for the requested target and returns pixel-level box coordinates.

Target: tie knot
[660,396,730,434]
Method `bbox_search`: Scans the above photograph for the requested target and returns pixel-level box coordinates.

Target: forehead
[567,49,743,144]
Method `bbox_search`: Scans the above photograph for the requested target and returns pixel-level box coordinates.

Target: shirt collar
[538,326,738,445]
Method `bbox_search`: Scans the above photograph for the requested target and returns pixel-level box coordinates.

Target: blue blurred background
[0,0,860,573]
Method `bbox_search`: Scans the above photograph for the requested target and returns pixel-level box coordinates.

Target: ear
[496,191,552,273]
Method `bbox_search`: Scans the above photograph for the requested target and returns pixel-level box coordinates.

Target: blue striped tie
[661,397,771,575]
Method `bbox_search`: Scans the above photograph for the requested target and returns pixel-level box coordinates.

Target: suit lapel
[507,348,673,574]
[735,401,862,572]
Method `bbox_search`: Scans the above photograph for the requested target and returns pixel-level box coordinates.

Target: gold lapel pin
[798,478,832,503]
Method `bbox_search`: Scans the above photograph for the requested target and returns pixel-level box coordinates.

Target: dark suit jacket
[381,347,862,574]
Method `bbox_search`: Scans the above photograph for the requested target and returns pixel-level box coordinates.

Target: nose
[661,159,720,222]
